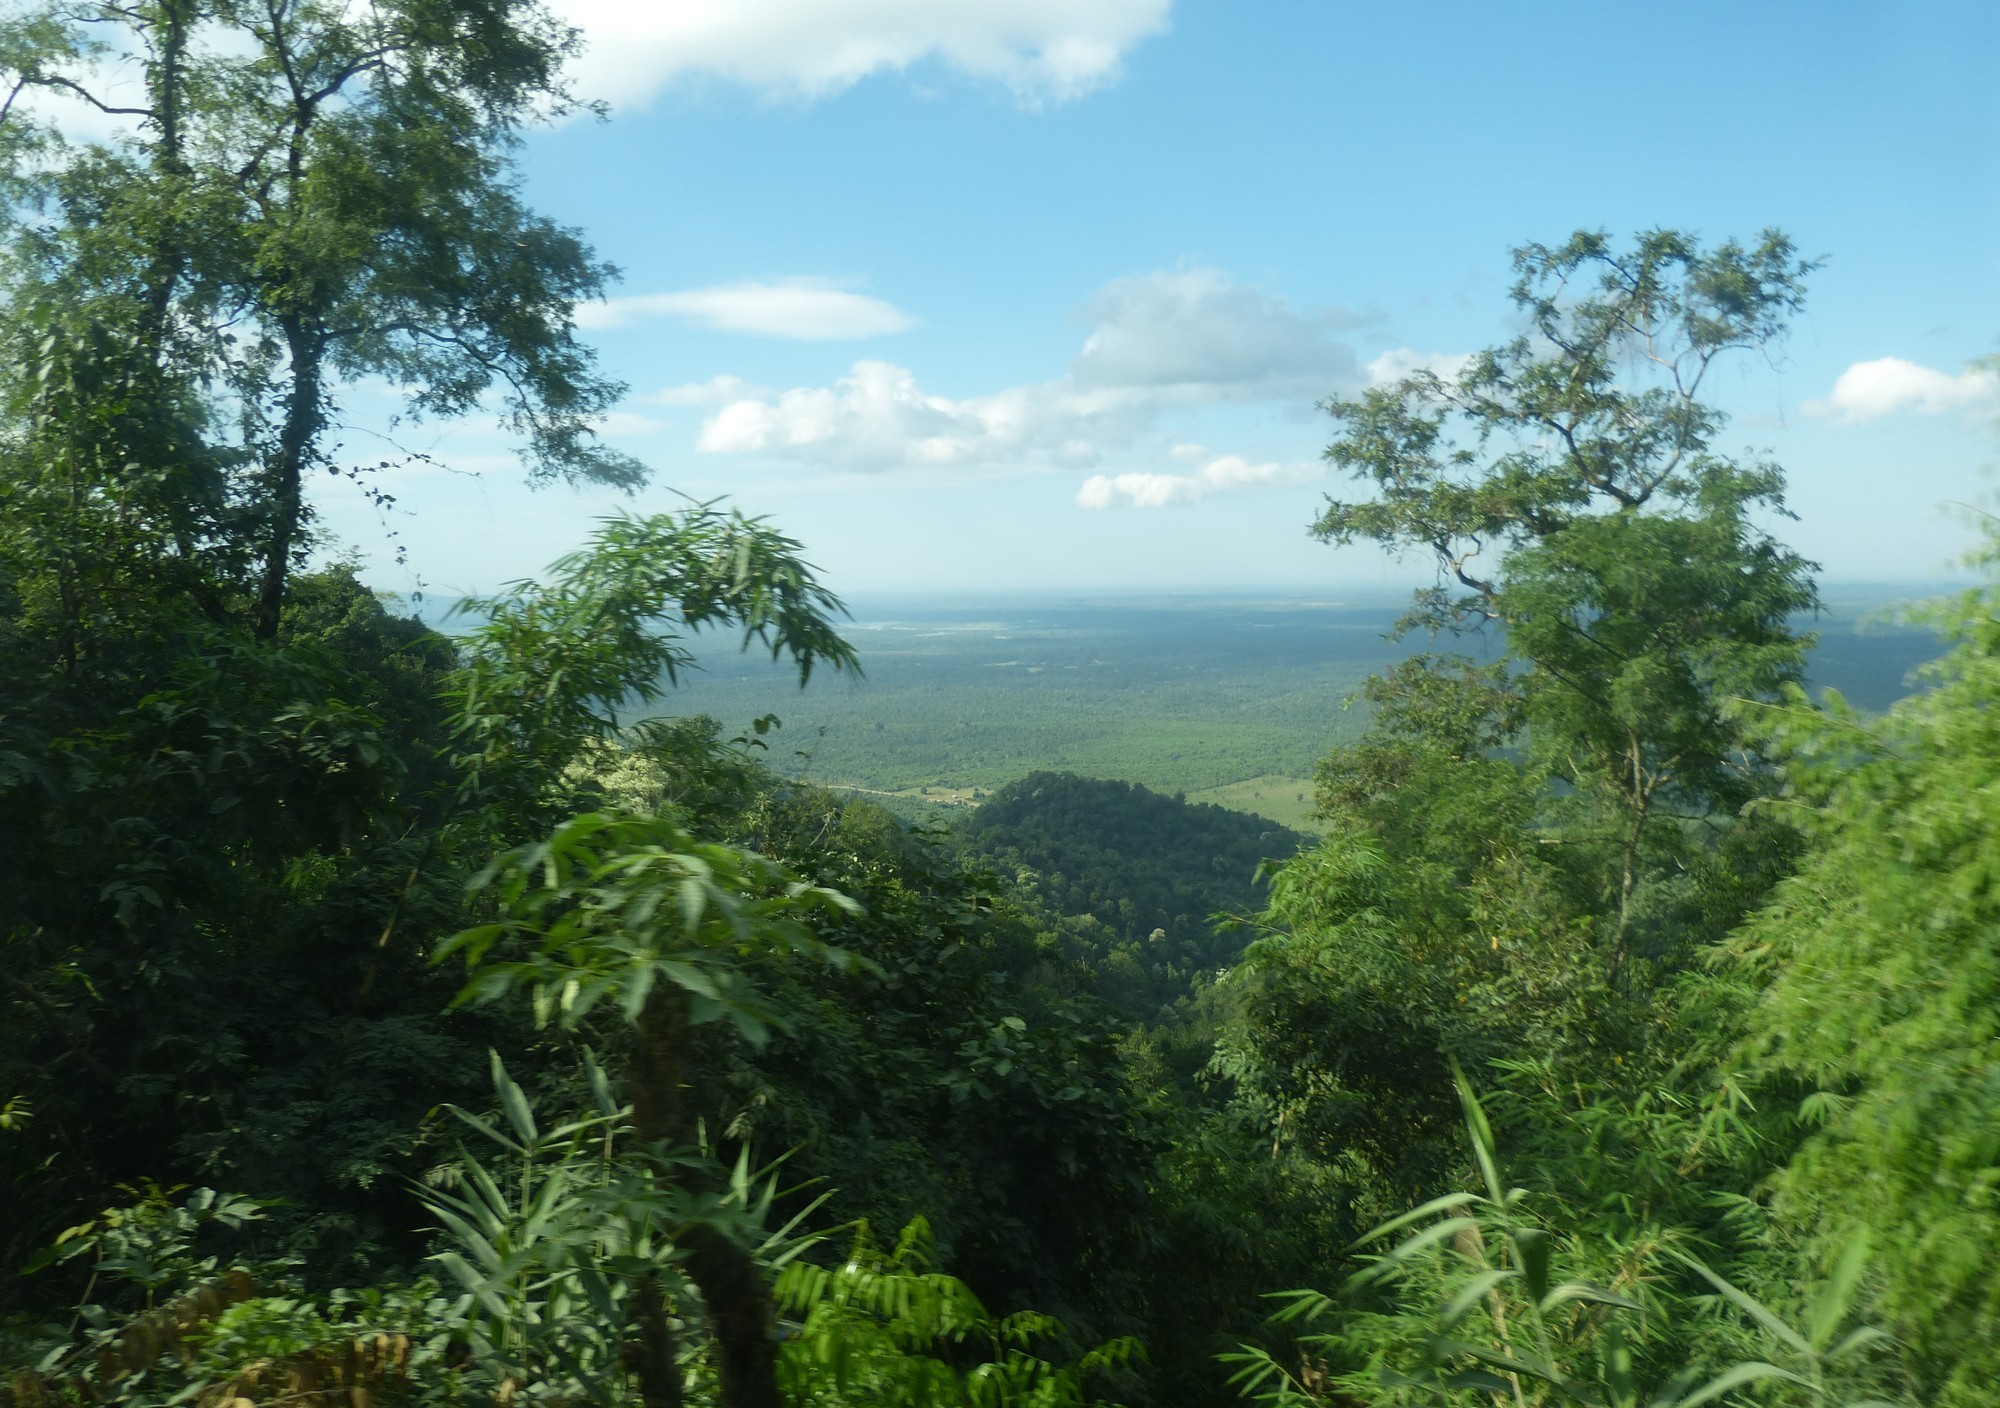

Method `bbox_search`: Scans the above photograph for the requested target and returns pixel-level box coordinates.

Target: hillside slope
[959,772,1307,1021]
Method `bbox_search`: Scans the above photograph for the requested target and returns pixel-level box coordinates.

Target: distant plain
[643,587,1950,832]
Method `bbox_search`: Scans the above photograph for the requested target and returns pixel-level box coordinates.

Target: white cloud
[1367,348,1473,387]
[1804,356,2000,422]
[693,359,1127,468]
[680,269,1366,473]
[1076,455,1315,509]
[578,280,915,339]
[550,0,1171,107]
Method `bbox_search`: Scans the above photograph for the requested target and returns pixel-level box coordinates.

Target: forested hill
[959,772,1306,1019]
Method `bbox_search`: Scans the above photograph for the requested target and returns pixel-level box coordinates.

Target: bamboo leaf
[1809,1232,1872,1351]
[1348,1217,1481,1285]
[581,1046,619,1117]
[443,1104,525,1156]
[1673,1252,1812,1358]
[1539,1282,1644,1314]
[1441,1267,1517,1328]
[1352,1191,1486,1249]
[1666,1361,1808,1408]
[491,1052,539,1145]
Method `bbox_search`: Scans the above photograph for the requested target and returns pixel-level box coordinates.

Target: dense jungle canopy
[2,5,1997,1408]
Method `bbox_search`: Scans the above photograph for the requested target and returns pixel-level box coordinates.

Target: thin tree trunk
[631,985,784,1408]
[135,0,218,583]
[138,0,193,359]
[254,322,323,641]
[1607,735,1655,989]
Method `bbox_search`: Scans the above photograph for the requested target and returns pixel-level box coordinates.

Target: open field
[636,589,1951,830]
[1186,775,1321,833]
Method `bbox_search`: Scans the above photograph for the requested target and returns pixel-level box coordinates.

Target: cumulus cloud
[1076,455,1315,508]
[550,0,1171,107]
[1804,356,2000,422]
[673,269,1367,473]
[693,360,1124,468]
[578,280,914,339]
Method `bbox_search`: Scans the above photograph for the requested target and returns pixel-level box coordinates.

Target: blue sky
[310,0,2000,600]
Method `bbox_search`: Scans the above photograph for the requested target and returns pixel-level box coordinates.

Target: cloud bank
[694,359,1122,467]
[578,280,914,339]
[550,0,1172,107]
[660,269,1382,485]
[1806,356,2000,422]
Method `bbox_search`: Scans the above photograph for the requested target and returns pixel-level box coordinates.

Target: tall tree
[0,0,639,640]
[1226,231,1823,1215]
[1313,228,1819,973]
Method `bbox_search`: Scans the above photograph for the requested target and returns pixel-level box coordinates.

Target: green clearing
[1186,774,1321,832]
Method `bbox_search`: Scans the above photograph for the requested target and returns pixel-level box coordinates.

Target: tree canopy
[1,86,1991,1405]
[0,0,640,639]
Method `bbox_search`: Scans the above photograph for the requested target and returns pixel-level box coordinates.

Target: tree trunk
[628,1271,686,1408]
[677,1225,785,1408]
[631,985,785,1408]
[254,322,323,642]
[138,0,193,359]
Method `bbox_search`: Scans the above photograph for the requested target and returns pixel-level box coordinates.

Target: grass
[1187,775,1322,833]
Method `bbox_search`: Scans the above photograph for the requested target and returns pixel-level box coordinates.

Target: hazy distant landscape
[648,587,1950,832]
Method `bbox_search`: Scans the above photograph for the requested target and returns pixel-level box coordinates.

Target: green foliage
[6,1185,282,1408]
[1218,832,1484,1204]
[1,0,642,637]
[1727,571,2000,1405]
[415,1054,837,1408]
[4,139,1982,1408]
[5,1047,1139,1408]
[1208,229,1911,1408]
[31,1184,271,1303]
[1313,228,1818,969]
[420,1056,643,1405]
[644,598,1927,828]
[960,772,1305,1022]
[1221,230,1824,1252]
[0,499,857,1306]
[0,580,483,1287]
[450,506,859,828]
[680,787,1162,1349]
[650,601,1399,805]
[1226,1077,1895,1408]
[775,1219,1141,1407]
[0,0,698,1292]
[442,810,865,1048]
